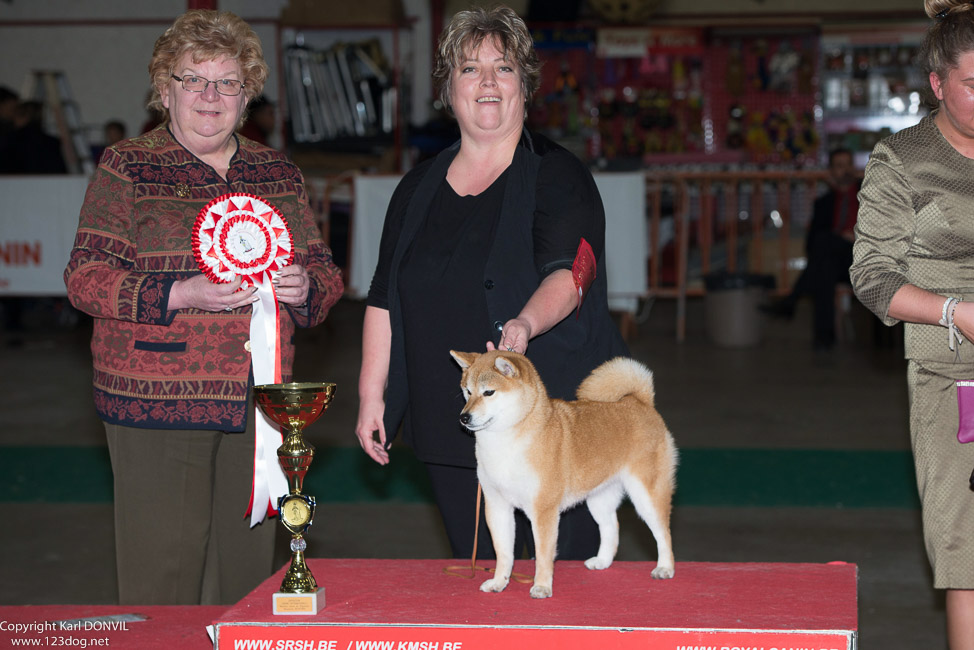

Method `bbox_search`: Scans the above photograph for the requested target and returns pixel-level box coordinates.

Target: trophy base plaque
[273,588,325,615]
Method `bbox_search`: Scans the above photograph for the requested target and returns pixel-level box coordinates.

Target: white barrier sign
[0,176,89,296]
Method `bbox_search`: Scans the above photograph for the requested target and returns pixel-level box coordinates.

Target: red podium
[214,559,857,649]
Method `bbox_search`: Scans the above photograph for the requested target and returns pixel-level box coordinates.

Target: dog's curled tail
[576,356,655,406]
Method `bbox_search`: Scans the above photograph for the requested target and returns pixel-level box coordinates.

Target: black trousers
[791,231,853,344]
[424,462,601,561]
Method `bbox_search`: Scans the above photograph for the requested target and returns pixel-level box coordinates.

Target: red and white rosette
[193,193,294,527]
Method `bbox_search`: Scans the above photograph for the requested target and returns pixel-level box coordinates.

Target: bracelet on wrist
[941,296,955,327]
[947,298,964,352]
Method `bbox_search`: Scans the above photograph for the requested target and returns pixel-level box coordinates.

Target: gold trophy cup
[253,381,336,615]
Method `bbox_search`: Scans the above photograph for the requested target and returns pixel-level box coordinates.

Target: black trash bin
[703,272,776,348]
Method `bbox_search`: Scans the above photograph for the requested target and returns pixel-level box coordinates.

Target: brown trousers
[105,420,277,605]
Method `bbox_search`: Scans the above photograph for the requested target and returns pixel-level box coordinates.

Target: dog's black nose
[459,412,471,426]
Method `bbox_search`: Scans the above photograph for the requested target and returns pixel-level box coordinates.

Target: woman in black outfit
[355,5,628,560]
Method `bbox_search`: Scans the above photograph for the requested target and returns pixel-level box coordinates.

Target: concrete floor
[0,295,944,647]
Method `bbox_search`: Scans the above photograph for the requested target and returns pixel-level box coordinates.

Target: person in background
[762,147,861,350]
[0,100,67,174]
[355,5,628,562]
[91,119,127,162]
[238,94,275,146]
[139,89,164,134]
[104,120,126,146]
[850,1,974,646]
[0,86,18,143]
[0,97,67,344]
[0,89,22,346]
[64,9,343,606]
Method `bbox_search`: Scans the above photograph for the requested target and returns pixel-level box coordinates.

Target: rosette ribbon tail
[247,277,289,527]
[191,192,294,527]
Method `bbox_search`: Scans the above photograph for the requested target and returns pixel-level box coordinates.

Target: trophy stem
[279,428,315,495]
[281,536,317,593]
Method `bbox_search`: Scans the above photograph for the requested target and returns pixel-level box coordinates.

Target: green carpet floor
[0,446,920,508]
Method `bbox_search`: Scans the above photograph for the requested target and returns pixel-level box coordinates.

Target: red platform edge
[215,559,858,650]
[0,604,226,649]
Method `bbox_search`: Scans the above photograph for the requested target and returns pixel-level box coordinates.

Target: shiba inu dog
[450,350,678,599]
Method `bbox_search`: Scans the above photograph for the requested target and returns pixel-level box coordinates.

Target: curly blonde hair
[920,0,974,106]
[147,10,268,125]
[432,5,541,118]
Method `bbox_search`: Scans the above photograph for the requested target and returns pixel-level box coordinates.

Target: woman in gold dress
[851,1,974,645]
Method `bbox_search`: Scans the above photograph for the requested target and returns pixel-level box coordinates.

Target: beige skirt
[908,359,974,589]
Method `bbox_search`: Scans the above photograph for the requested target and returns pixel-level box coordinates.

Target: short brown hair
[432,5,541,117]
[147,10,268,123]
[920,0,974,107]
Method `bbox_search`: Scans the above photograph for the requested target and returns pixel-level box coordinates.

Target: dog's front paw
[584,556,612,571]
[651,565,675,580]
[480,576,509,593]
[529,584,552,599]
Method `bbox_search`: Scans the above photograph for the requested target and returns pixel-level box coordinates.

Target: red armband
[572,237,596,318]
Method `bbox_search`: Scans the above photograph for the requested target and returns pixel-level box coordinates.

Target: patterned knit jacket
[64,127,343,431]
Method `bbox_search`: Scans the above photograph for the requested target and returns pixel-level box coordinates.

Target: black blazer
[378,130,629,447]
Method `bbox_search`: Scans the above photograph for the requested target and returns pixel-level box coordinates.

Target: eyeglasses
[171,74,245,96]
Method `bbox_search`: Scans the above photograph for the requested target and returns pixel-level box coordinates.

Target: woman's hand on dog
[355,397,390,465]
[488,270,577,353]
[489,318,532,354]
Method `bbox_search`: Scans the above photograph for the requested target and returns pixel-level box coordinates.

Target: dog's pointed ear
[495,356,519,378]
[450,350,477,370]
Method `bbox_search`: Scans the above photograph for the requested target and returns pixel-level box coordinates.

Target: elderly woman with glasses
[64,10,343,605]
[355,5,628,564]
